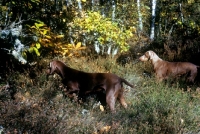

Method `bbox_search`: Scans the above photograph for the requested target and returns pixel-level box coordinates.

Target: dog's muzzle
[139,55,149,61]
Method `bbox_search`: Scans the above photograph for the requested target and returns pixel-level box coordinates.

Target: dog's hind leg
[106,90,116,113]
[117,88,127,108]
[187,68,198,83]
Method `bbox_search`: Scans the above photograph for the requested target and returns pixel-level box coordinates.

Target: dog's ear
[145,51,151,60]
[148,51,156,60]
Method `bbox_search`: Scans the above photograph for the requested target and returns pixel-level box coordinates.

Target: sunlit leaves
[27,21,84,57]
[59,42,86,57]
[73,11,134,52]
[36,43,41,49]
[35,22,45,29]
[95,125,111,134]
[26,21,50,56]
[157,0,200,38]
[99,105,104,112]
[56,35,64,39]
[188,0,195,4]
[29,46,40,56]
[30,0,40,3]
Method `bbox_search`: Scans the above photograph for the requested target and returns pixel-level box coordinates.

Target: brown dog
[46,60,134,112]
[139,50,199,82]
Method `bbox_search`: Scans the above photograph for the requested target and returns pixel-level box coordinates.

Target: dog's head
[139,50,158,62]
[46,60,67,80]
[46,62,53,75]
[46,61,57,80]
[139,51,151,61]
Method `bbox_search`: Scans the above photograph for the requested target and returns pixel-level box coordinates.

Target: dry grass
[0,56,200,134]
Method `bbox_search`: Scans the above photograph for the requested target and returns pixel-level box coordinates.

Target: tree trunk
[137,0,143,31]
[150,0,157,40]
[112,1,116,20]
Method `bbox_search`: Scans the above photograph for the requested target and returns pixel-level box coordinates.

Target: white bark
[65,0,72,7]
[68,27,74,45]
[137,0,143,31]
[112,47,118,57]
[179,3,184,22]
[150,0,157,40]
[91,0,94,10]
[77,0,82,12]
[107,45,111,55]
[94,41,100,54]
[112,1,116,20]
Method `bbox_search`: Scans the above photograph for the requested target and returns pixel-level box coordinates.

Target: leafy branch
[73,11,136,53]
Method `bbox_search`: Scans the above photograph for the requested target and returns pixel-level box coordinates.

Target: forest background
[0,0,200,133]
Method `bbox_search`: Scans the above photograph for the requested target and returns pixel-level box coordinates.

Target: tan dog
[46,60,134,112]
[139,50,199,82]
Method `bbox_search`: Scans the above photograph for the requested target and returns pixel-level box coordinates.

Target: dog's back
[46,60,134,112]
[139,50,199,82]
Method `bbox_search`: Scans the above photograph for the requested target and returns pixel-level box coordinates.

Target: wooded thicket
[0,0,200,69]
[1,1,200,133]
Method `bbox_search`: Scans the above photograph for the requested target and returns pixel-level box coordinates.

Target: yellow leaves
[130,26,137,33]
[36,43,41,49]
[188,0,194,4]
[35,22,45,29]
[93,125,111,134]
[45,35,51,39]
[41,38,51,43]
[39,29,47,35]
[56,34,64,39]
[28,21,50,37]
[99,105,104,112]
[77,0,87,3]
[73,11,134,52]
[22,51,27,61]
[177,21,182,25]
[29,42,41,56]
[56,42,86,57]
[28,21,83,57]
[75,42,82,49]
[29,46,40,56]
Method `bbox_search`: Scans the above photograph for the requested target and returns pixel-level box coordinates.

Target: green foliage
[26,21,48,56]
[156,0,200,39]
[26,21,85,57]
[73,11,136,52]
[29,43,41,56]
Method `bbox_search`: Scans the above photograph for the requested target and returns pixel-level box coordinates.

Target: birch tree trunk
[77,0,82,13]
[91,0,94,11]
[179,3,184,23]
[112,0,116,20]
[150,0,157,40]
[65,0,72,7]
[137,0,143,31]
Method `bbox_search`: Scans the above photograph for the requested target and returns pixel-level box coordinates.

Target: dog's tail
[121,78,134,88]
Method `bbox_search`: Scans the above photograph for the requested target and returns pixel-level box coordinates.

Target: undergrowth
[0,56,200,134]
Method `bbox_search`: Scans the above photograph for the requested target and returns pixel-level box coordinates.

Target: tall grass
[0,56,200,133]
[129,81,200,133]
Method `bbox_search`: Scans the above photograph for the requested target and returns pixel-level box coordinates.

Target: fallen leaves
[93,125,111,134]
[99,105,104,112]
